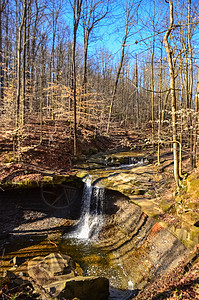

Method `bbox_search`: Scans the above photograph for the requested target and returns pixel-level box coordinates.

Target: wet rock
[3,270,17,279]
[194,220,199,227]
[45,276,109,299]
[28,253,109,299]
[131,189,146,195]
[0,230,9,240]
[9,256,25,266]
[28,253,80,286]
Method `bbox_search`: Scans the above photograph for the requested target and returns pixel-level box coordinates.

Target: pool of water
[59,237,136,300]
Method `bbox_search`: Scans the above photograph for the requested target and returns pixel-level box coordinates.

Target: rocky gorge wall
[0,148,195,298]
[96,189,188,289]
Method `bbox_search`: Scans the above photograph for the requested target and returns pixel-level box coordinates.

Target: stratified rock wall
[98,190,188,289]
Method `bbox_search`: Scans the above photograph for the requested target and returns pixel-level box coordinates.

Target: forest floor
[0,119,198,299]
[0,118,146,184]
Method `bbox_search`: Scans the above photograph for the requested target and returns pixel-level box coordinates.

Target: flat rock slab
[45,276,109,299]
[28,253,81,286]
[28,253,109,299]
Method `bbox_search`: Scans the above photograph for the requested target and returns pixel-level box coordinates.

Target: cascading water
[106,156,148,170]
[62,174,135,299]
[69,175,105,241]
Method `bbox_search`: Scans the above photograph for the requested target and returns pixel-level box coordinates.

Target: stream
[61,174,137,299]
[0,151,188,299]
[59,155,149,299]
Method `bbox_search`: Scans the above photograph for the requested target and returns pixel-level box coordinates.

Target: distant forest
[0,0,199,184]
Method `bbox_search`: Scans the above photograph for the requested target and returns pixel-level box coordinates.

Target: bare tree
[0,0,8,100]
[71,0,83,155]
[16,0,26,128]
[106,0,141,134]
[82,0,108,87]
[164,0,180,186]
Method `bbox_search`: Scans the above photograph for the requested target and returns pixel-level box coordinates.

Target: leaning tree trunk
[164,0,180,186]
[106,29,128,135]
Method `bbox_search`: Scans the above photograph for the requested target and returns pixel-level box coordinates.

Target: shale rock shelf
[0,150,198,299]
[75,151,199,249]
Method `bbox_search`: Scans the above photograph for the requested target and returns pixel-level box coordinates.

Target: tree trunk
[22,0,27,125]
[15,0,26,160]
[135,53,139,128]
[164,0,180,186]
[106,29,127,135]
[71,0,83,155]
[157,41,163,165]
[151,0,155,144]
[193,69,199,168]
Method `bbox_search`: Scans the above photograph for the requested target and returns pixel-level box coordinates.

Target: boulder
[3,270,17,279]
[28,253,109,299]
[28,253,81,286]
[45,276,109,300]
[9,256,25,266]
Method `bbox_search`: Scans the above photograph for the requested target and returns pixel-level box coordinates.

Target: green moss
[1,180,39,189]
[3,152,17,164]
[1,174,83,191]
[76,171,88,179]
[146,190,153,196]
[187,179,199,197]
[40,175,84,189]
[42,176,54,183]
[160,202,173,212]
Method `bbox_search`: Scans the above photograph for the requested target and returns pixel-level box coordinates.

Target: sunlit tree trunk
[16,0,26,128]
[81,0,109,122]
[135,53,139,128]
[157,41,163,165]
[71,0,83,155]
[40,36,45,143]
[164,0,180,186]
[193,69,199,168]
[151,0,155,144]
[15,0,26,159]
[21,0,27,125]
[0,0,7,100]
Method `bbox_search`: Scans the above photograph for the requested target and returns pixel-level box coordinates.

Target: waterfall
[129,157,144,165]
[69,176,105,241]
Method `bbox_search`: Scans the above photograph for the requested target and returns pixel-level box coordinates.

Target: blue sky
[83,0,170,61]
[63,0,199,69]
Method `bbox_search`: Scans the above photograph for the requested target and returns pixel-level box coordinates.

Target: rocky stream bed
[0,150,199,299]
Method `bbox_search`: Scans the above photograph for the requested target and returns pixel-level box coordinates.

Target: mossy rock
[187,178,199,197]
[83,147,98,155]
[42,176,54,183]
[76,170,89,179]
[159,201,173,212]
[1,179,40,189]
[131,189,146,195]
[41,175,83,188]
[1,175,83,191]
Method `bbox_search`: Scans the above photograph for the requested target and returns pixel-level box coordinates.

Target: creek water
[68,176,105,240]
[106,156,147,169]
[63,175,136,299]
[59,238,135,299]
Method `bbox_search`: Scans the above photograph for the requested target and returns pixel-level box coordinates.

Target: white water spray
[69,176,105,241]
